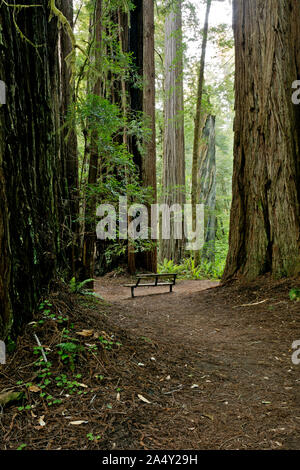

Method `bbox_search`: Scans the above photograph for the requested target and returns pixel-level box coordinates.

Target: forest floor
[1,274,300,450]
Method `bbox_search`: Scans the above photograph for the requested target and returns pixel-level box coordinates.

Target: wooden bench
[124,273,177,298]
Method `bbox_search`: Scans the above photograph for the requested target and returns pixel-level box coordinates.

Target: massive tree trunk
[0,0,68,338]
[160,0,185,264]
[223,0,300,281]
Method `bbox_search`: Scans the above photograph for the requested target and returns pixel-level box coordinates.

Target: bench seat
[124,273,177,298]
[124,282,174,287]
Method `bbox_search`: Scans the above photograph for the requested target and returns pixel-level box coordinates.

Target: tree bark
[126,0,157,273]
[223,0,300,281]
[160,0,185,264]
[129,0,143,175]
[0,0,67,337]
[81,0,103,284]
[197,114,216,264]
[141,0,157,272]
[59,0,80,277]
[191,0,212,239]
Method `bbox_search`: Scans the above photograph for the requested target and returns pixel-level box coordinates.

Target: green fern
[69,277,95,294]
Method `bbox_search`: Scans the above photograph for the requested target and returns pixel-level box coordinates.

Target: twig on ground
[33,334,48,363]
[233,299,268,308]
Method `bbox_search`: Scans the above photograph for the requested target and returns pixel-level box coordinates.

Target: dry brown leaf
[29,385,41,393]
[138,394,151,404]
[202,414,214,421]
[76,330,94,337]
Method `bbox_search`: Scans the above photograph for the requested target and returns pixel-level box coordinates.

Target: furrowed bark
[197,114,216,264]
[0,0,68,337]
[160,0,185,264]
[81,0,102,285]
[223,0,300,280]
[191,0,212,239]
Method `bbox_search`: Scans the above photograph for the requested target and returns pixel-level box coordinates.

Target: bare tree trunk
[129,0,143,174]
[223,0,300,281]
[160,0,185,264]
[59,0,80,278]
[191,0,212,239]
[141,0,157,272]
[126,0,157,273]
[196,114,216,264]
[81,0,102,284]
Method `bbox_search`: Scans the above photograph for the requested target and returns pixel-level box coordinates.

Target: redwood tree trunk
[141,0,157,272]
[60,0,80,277]
[223,0,300,281]
[0,0,67,338]
[160,0,185,264]
[196,114,216,264]
[127,0,157,273]
[191,0,212,237]
[81,0,103,284]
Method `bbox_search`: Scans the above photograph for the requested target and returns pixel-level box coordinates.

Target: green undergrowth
[1,288,125,445]
[158,242,228,280]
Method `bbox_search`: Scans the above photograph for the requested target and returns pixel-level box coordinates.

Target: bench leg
[170,284,173,293]
[131,287,135,298]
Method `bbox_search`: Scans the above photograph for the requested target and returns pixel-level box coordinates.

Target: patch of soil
[1,275,300,450]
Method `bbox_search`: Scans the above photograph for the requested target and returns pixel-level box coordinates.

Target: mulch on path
[1,275,300,450]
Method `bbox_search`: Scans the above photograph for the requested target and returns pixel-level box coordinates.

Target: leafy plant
[69,277,95,294]
[55,373,88,396]
[56,340,83,371]
[87,433,101,442]
[289,288,300,302]
[158,240,227,280]
[17,444,27,451]
[97,334,122,351]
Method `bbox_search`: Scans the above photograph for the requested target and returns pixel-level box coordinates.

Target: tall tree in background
[126,1,157,272]
[59,0,80,277]
[224,0,300,280]
[0,0,72,338]
[160,0,185,264]
[141,0,157,272]
[191,0,212,237]
[196,114,216,263]
[81,0,103,284]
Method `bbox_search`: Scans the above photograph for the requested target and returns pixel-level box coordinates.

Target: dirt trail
[95,275,300,450]
[1,276,300,450]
